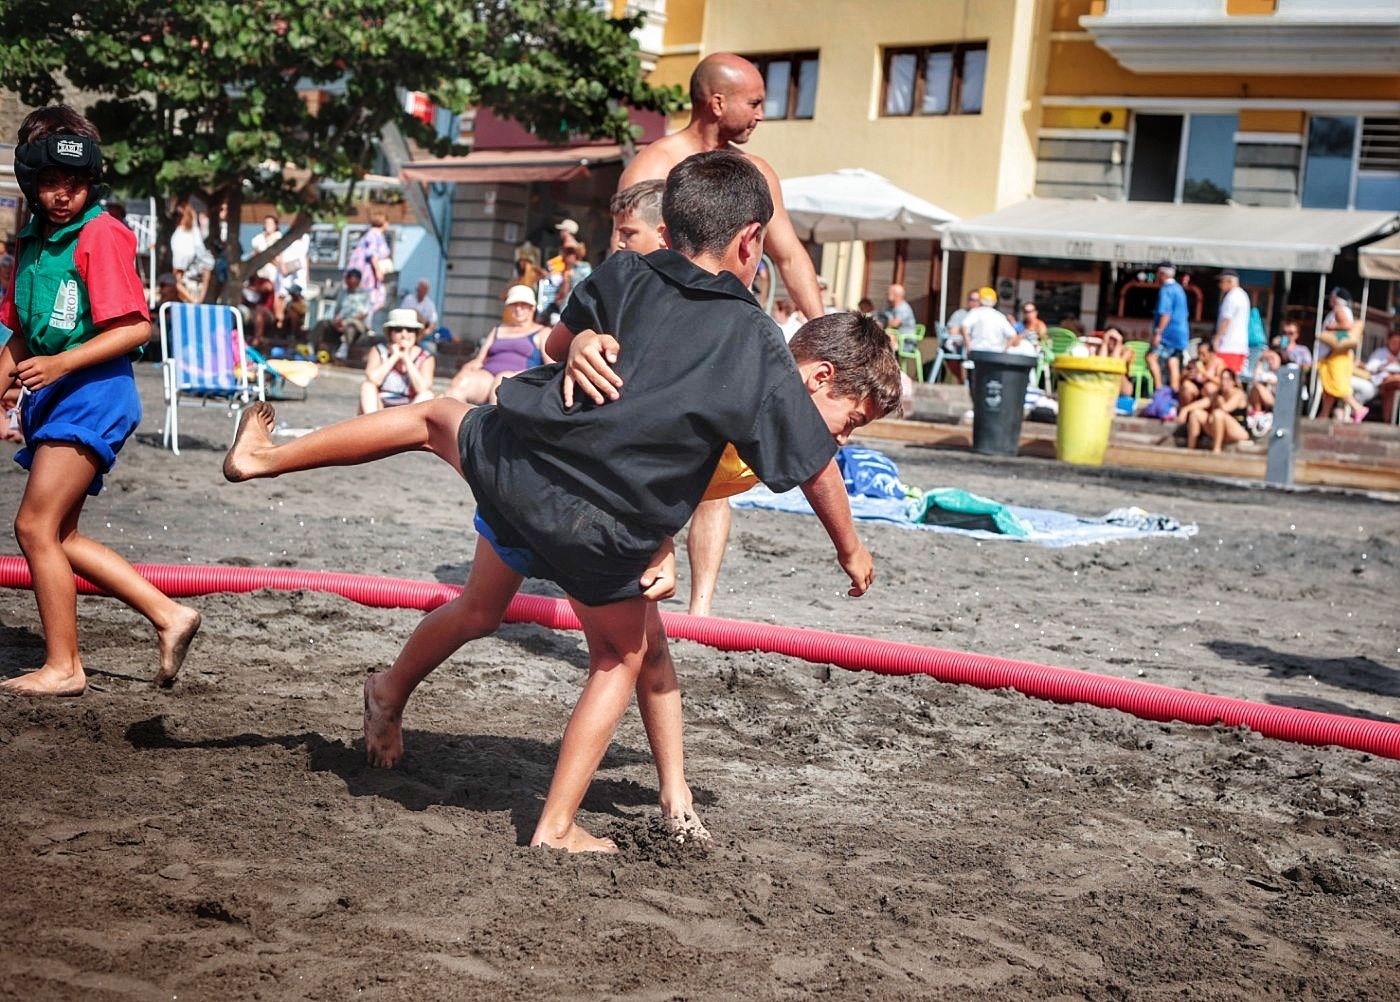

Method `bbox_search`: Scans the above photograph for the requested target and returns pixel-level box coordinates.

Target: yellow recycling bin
[1052,355,1126,466]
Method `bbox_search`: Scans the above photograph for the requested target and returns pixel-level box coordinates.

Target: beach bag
[1141,385,1177,420]
[835,445,907,501]
[908,488,1032,537]
[1248,306,1268,349]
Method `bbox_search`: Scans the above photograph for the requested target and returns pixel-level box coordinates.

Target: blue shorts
[473,511,537,579]
[16,355,141,496]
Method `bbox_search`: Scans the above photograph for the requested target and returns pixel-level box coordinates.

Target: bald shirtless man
[617,52,828,616]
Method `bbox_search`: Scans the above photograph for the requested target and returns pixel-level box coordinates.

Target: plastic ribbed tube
[1,555,1395,760]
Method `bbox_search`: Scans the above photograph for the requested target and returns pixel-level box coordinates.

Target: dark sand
[2,364,1397,1001]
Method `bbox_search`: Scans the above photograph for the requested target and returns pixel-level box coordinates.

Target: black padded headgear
[13,133,105,212]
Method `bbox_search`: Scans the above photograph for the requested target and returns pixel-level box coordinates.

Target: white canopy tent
[781,168,957,243]
[779,168,956,315]
[1356,230,1400,373]
[936,197,1398,353]
[940,198,1397,273]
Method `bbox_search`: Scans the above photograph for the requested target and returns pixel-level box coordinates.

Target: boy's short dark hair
[18,105,101,146]
[610,179,665,228]
[663,150,772,258]
[789,312,903,417]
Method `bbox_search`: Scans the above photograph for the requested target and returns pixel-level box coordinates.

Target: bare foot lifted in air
[531,822,620,855]
[223,402,278,482]
[363,673,405,768]
[0,664,87,697]
[662,804,712,846]
[154,605,202,687]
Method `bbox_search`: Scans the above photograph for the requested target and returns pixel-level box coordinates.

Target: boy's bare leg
[686,497,730,617]
[57,510,201,687]
[4,445,99,695]
[532,596,656,854]
[363,536,522,767]
[224,398,470,483]
[633,603,710,844]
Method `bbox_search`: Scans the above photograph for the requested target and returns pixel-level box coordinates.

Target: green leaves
[0,0,682,216]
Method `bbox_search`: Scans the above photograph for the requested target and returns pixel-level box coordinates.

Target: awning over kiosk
[940,198,1398,273]
[1359,230,1400,281]
[398,143,627,185]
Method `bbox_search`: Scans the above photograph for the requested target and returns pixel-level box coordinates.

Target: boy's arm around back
[800,459,873,597]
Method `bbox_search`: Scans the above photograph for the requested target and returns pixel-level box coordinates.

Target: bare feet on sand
[531,823,619,855]
[155,605,202,687]
[223,402,278,482]
[0,664,87,697]
[661,804,713,846]
[363,673,405,768]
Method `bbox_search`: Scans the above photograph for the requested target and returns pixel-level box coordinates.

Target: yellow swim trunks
[701,443,759,502]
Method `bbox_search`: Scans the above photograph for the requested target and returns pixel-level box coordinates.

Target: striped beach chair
[159,302,265,455]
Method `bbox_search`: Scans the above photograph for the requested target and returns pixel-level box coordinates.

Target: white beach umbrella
[781,167,957,244]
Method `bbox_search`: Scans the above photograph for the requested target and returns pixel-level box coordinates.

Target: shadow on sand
[123,714,713,844]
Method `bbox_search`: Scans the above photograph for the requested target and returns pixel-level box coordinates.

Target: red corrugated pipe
[2,555,1396,760]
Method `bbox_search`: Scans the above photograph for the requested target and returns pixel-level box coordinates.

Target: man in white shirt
[1213,269,1252,375]
[399,279,438,332]
[964,287,1025,355]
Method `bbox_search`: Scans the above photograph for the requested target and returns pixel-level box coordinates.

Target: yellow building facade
[688,0,1053,322]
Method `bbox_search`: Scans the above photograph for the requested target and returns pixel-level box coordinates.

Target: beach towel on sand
[733,446,1196,546]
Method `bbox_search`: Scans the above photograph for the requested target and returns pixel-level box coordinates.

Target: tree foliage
[0,0,683,288]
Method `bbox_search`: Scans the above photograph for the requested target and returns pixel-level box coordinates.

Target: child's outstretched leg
[364,536,522,767]
[224,398,471,483]
[634,604,711,845]
[532,597,656,854]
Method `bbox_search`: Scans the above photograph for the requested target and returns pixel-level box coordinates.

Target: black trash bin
[968,350,1037,456]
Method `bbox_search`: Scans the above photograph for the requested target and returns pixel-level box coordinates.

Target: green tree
[0,0,683,297]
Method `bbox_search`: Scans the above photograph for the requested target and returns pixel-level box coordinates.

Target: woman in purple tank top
[446,285,549,405]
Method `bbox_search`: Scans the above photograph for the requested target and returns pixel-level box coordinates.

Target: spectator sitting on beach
[1179,341,1224,409]
[1273,321,1313,369]
[1016,301,1048,345]
[1247,344,1282,415]
[309,268,372,358]
[359,309,435,414]
[1180,365,1249,452]
[964,287,1027,355]
[444,285,547,405]
[1095,326,1136,396]
[280,284,308,340]
[240,273,277,350]
[1359,330,1400,423]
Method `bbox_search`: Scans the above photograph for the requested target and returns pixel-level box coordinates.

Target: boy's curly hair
[788,312,903,417]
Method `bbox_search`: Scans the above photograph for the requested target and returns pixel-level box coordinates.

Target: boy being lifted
[224,150,900,852]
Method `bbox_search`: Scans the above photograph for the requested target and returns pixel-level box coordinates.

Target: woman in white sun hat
[446,285,549,405]
[359,308,436,413]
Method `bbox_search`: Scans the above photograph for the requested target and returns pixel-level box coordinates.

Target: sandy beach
[2,362,1397,1001]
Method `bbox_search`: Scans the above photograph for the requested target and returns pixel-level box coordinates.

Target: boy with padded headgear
[0,106,201,696]
[223,150,900,853]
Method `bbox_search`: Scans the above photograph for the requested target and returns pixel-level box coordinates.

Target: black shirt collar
[640,249,757,305]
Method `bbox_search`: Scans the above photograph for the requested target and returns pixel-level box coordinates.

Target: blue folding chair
[159,302,265,455]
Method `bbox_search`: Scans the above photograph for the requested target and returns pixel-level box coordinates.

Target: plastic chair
[1125,339,1155,398]
[159,302,265,455]
[926,323,965,385]
[891,323,926,381]
[1045,327,1080,391]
